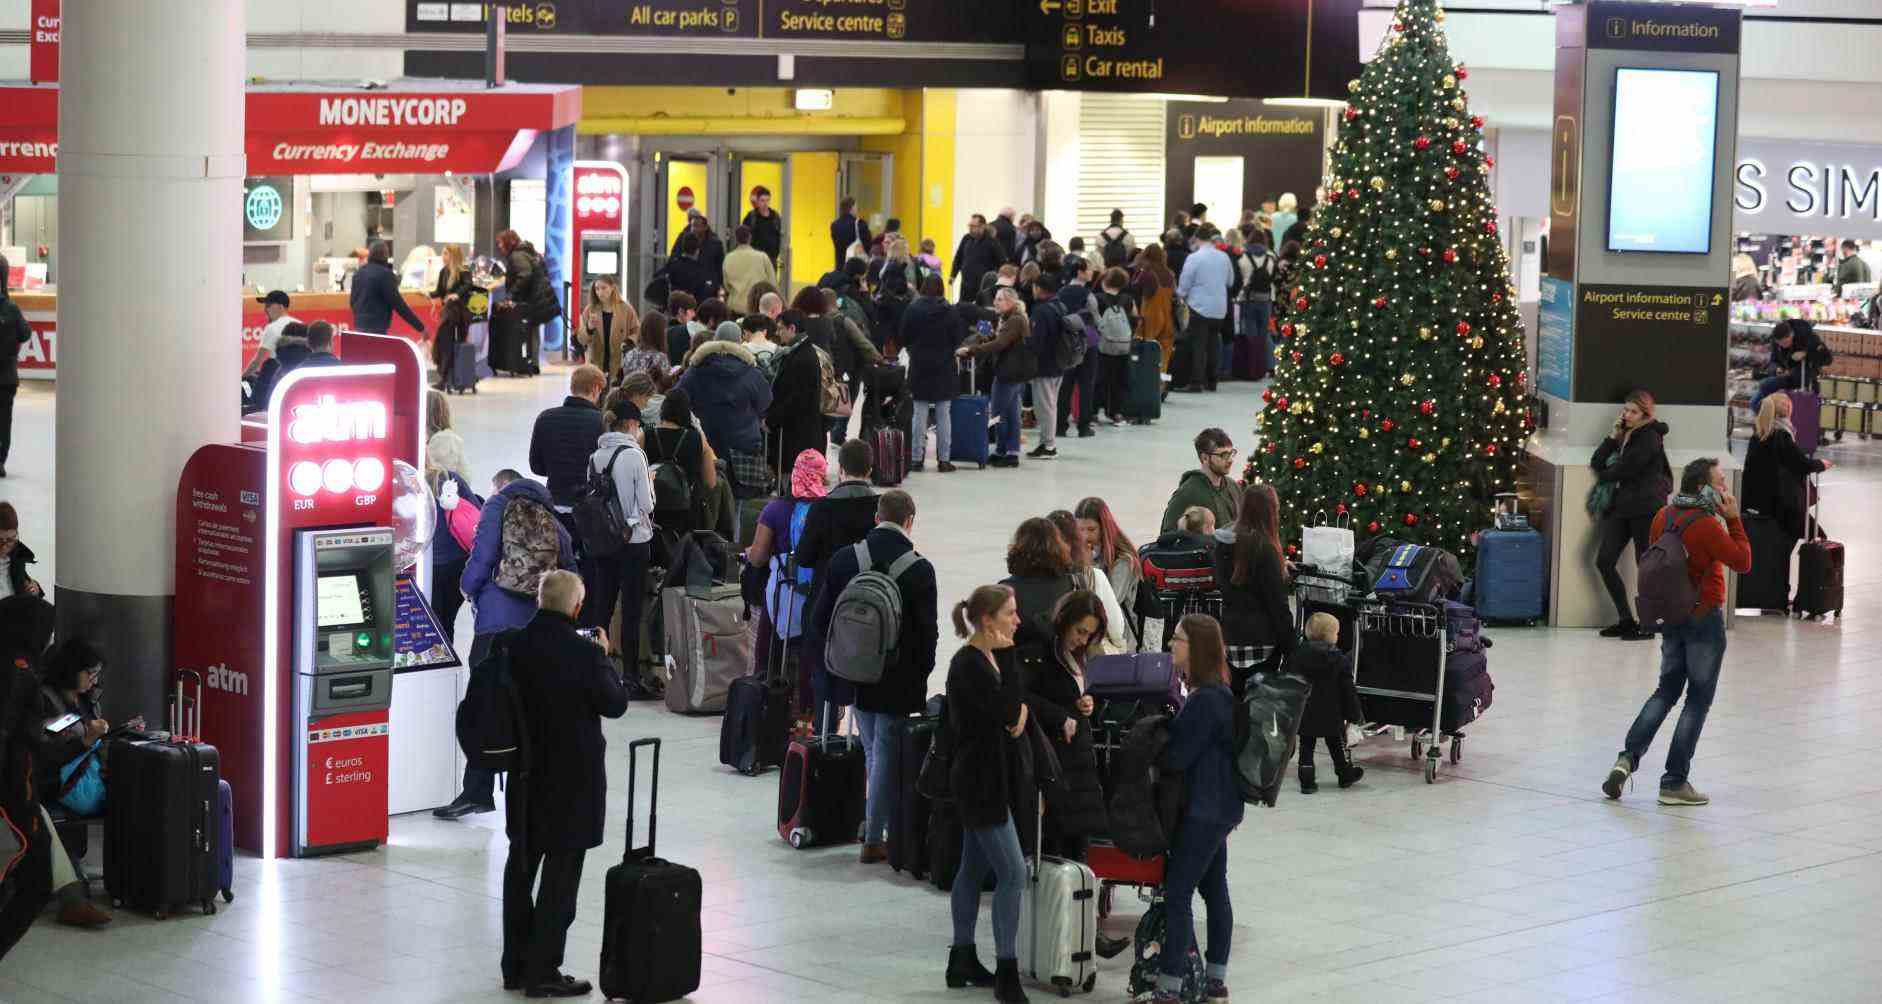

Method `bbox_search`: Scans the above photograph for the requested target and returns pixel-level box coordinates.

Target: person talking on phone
[497,570,627,998]
[1601,458,1751,809]
[1588,390,1672,642]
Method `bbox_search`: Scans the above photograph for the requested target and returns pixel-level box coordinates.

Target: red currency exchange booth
[0,80,582,379]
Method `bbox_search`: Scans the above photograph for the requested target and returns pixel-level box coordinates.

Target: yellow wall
[582,87,907,135]
[737,159,786,218]
[789,152,839,291]
[860,89,956,280]
[664,158,710,230]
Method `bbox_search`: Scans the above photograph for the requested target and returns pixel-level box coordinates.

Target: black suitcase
[488,310,528,375]
[777,708,865,849]
[599,738,703,1004]
[1795,539,1844,618]
[104,672,220,918]
[1123,340,1162,422]
[1738,515,1793,612]
[887,714,939,877]
[719,673,792,776]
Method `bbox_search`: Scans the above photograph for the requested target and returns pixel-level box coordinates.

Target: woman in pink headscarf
[743,449,830,692]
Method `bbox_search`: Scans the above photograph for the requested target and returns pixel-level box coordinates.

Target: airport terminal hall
[6,0,1882,1002]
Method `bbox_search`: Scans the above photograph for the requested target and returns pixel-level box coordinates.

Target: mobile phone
[44,712,81,734]
[576,628,599,641]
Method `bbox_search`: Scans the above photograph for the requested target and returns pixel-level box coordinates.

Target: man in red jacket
[1603,458,1752,806]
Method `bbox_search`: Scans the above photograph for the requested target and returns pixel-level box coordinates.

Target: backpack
[815,345,850,418]
[1233,671,1313,807]
[1096,296,1134,356]
[454,631,530,773]
[648,429,695,517]
[1138,531,1216,593]
[439,478,481,553]
[1105,714,1184,859]
[1054,302,1090,369]
[1128,900,1208,1003]
[494,495,561,599]
[1635,510,1706,629]
[824,542,924,686]
[767,501,817,640]
[515,248,561,325]
[1242,250,1276,297]
[835,296,874,352]
[572,446,633,558]
[1366,542,1463,604]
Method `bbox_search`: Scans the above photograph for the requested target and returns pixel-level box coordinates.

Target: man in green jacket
[1160,427,1245,533]
[1833,239,1872,297]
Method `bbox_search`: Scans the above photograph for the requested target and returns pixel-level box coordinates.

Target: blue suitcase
[950,394,991,468]
[1474,528,1546,623]
[1124,340,1163,422]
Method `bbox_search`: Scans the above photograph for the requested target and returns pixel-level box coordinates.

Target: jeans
[952,816,1027,960]
[1161,818,1234,988]
[1623,607,1727,788]
[1030,376,1063,449]
[1595,513,1655,623]
[1058,353,1098,435]
[911,399,952,466]
[1218,309,1237,378]
[992,380,1025,457]
[501,846,586,985]
[1240,300,1273,375]
[853,709,898,845]
[1187,314,1223,391]
[1750,372,1802,415]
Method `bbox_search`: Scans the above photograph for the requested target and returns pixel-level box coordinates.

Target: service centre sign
[0,85,581,175]
[1734,138,1882,242]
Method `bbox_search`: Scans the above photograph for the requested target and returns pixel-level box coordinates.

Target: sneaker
[1077,427,1096,438]
[990,454,1019,468]
[1027,447,1059,460]
[1602,753,1634,800]
[1658,783,1709,806]
[1622,625,1656,641]
[1206,979,1230,1003]
[1599,621,1638,638]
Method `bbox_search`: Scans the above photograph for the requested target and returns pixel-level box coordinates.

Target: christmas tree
[1249,0,1530,563]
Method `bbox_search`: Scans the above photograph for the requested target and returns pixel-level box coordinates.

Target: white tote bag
[1300,518,1356,604]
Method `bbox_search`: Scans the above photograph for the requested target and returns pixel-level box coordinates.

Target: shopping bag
[1300,517,1356,604]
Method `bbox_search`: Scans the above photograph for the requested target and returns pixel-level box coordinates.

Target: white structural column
[55,0,246,722]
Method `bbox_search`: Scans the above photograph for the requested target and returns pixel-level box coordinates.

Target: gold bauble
[1289,402,1303,415]
[1441,437,1452,448]
[1330,227,1344,239]
[1418,326,1433,340]
[1471,336,1484,349]
[1442,74,1456,88]
[1348,78,1361,93]
[1358,427,1370,439]
[1401,480,1413,492]
[1386,248,1399,261]
[1370,176,1387,191]
[1400,373,1416,387]
[1423,452,1437,463]
[1435,8,1446,22]
[1373,483,1387,495]
[1443,117,1459,129]
[1451,97,1466,112]
[1429,199,1446,212]
[1310,442,1325,455]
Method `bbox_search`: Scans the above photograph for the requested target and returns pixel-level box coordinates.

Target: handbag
[58,740,106,816]
[1300,513,1357,604]
[1025,716,1062,790]
[917,727,955,802]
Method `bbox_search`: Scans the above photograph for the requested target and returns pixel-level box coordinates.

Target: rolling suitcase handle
[172,669,203,743]
[626,737,661,862]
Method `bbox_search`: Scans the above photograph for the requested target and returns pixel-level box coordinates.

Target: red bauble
[1392,21,1404,31]
[1294,296,1309,311]
[1492,292,1504,304]
[1487,373,1502,388]
[1456,65,1470,80]
[1404,513,1419,527]
[1420,400,1436,415]
[1414,135,1432,151]
[1290,351,1303,364]
[1264,441,1278,453]
[1362,409,1371,418]
[1312,239,1327,249]
[1380,418,1396,433]
[1445,166,1461,181]
[1275,397,1289,410]
[1372,296,1388,309]
[1336,503,1348,515]
[1442,249,1459,264]
[1261,388,1275,403]
[1353,483,1369,497]
[1368,521,1381,533]
[1279,323,1296,339]
[1483,220,1498,234]
[1343,106,1359,122]
[1287,543,1300,556]
[1485,156,1496,168]
[1293,457,1309,469]
[1313,254,1327,269]
[1517,371,1528,387]
[1418,246,1433,257]
[1329,352,1346,366]
[1456,320,1472,336]
[1452,140,1469,156]
[1471,115,1485,129]
[1346,187,1361,201]
[1485,443,1499,456]
[1408,437,1422,450]
[1327,189,1340,203]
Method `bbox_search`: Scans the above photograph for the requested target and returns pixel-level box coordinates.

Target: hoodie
[1590,420,1673,519]
[677,340,772,455]
[591,431,655,546]
[1160,469,1245,534]
[459,477,576,635]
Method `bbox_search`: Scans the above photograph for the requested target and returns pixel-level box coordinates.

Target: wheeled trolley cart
[1354,600,1465,784]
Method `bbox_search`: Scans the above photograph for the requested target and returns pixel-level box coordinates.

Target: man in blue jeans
[1603,458,1751,807]
[802,490,936,863]
[960,286,1033,468]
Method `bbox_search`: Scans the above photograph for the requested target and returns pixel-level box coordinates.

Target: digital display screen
[316,574,367,629]
[1607,68,1720,255]
[586,251,619,276]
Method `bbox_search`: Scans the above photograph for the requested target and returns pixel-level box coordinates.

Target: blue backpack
[766,502,816,639]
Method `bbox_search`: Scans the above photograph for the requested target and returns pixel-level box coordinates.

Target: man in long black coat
[500,571,628,998]
[950,215,1008,306]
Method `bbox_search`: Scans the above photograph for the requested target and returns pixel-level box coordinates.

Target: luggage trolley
[1353,600,1462,783]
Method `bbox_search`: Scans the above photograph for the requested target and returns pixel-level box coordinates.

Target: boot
[1298,764,1318,794]
[1336,765,1366,788]
[946,945,995,989]
[994,958,1030,1004]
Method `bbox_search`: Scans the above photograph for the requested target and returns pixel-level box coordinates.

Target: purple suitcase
[1086,653,1183,708]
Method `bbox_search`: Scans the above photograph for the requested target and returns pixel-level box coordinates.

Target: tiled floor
[5,369,1882,1003]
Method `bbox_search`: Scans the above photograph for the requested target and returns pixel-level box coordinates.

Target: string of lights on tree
[1247,0,1531,564]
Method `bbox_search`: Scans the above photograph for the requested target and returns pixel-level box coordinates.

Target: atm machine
[292,527,396,856]
[570,161,629,322]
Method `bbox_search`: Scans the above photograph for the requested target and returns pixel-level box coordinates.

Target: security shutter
[1075,94,1167,249]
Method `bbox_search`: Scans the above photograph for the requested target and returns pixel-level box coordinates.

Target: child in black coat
[1291,612,1366,793]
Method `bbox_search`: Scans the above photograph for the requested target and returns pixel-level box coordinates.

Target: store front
[0,81,583,379]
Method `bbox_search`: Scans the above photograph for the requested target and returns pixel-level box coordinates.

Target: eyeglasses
[1210,449,1238,460]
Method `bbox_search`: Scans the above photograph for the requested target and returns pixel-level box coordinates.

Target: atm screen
[586,250,619,275]
[316,574,368,629]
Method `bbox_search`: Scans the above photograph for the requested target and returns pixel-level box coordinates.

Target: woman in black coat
[765,321,828,480]
[902,276,998,471]
[1211,485,1293,691]
[1743,392,1830,541]
[1025,590,1108,862]
[944,584,1032,1003]
[999,518,1081,674]
[1588,390,1673,640]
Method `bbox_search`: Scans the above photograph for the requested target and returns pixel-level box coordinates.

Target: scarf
[1670,492,1718,517]
[1772,416,1796,441]
[790,450,829,500]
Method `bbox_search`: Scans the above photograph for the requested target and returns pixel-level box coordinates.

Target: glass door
[637,150,720,308]
[732,155,790,295]
[839,152,893,253]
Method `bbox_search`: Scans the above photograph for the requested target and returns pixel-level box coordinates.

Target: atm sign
[289,396,389,445]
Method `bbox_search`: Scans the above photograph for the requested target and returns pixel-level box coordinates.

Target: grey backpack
[1096,298,1134,356]
[824,543,923,685]
[1635,510,1705,629]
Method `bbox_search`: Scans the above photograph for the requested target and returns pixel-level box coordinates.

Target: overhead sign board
[406,0,1016,43]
